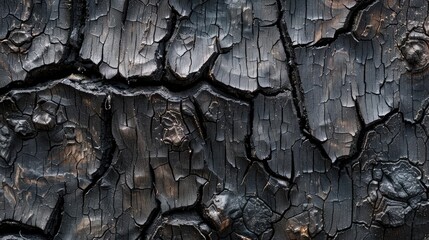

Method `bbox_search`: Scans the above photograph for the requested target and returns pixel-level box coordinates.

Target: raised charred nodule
[401,37,429,72]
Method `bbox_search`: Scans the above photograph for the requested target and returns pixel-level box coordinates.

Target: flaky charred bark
[1,0,429,239]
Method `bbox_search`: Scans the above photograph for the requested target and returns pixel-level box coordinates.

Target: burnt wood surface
[1,0,429,239]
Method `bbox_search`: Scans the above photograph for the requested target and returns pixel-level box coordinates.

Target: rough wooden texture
[80,0,172,79]
[1,0,429,239]
[0,0,72,88]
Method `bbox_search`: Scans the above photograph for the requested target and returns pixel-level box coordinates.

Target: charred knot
[161,110,188,148]
[400,38,429,72]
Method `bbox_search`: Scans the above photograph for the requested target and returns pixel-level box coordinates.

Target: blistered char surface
[0,0,429,239]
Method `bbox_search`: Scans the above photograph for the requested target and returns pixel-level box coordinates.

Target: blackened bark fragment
[80,0,172,79]
[2,0,429,239]
[0,0,72,87]
[41,83,288,238]
[0,80,105,237]
[352,112,429,236]
[294,0,429,162]
[251,92,303,179]
[167,0,290,93]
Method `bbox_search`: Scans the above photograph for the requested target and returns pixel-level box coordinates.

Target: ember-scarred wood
[1,0,429,239]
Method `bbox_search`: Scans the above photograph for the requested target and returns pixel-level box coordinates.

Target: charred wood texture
[0,0,429,239]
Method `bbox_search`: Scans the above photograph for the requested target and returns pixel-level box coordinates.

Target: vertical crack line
[276,18,310,135]
[275,2,338,165]
[45,191,65,238]
[157,10,177,79]
[121,0,130,25]
[68,0,86,59]
[82,94,116,198]
[190,96,208,140]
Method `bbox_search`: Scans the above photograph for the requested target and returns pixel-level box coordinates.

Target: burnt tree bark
[0,0,428,239]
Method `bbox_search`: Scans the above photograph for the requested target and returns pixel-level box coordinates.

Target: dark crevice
[299,0,377,48]
[157,10,178,79]
[45,192,65,238]
[276,0,402,167]
[336,108,399,168]
[137,195,162,240]
[190,96,208,140]
[276,10,332,162]
[21,64,77,87]
[139,213,161,240]
[121,0,130,25]
[82,94,116,198]
[277,17,310,133]
[0,220,50,240]
[65,0,86,63]
[1,60,102,96]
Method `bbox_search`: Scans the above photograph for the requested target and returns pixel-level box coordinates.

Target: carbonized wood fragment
[0,80,106,237]
[167,0,290,92]
[80,0,172,79]
[0,0,72,87]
